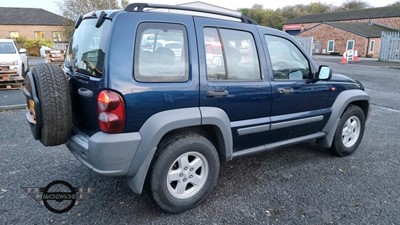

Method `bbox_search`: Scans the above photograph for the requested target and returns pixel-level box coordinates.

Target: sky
[0,0,397,15]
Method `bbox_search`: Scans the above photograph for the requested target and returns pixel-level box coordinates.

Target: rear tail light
[97,90,125,133]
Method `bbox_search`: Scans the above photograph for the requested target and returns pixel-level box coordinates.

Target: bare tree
[389,1,400,6]
[56,0,121,21]
[336,0,371,11]
[121,0,130,9]
[56,0,122,39]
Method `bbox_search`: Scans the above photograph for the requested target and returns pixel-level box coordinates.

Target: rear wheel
[329,105,366,156]
[27,63,72,146]
[150,133,219,213]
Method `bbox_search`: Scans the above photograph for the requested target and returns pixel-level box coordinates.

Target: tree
[56,0,123,39]
[240,4,283,29]
[336,0,371,11]
[306,2,332,14]
[281,2,332,22]
[121,0,130,9]
[389,1,400,6]
[240,2,333,30]
[57,0,121,21]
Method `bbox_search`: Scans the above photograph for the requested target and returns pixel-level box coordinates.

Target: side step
[232,132,326,159]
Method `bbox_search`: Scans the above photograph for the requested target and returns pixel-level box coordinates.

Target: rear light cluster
[97,90,125,133]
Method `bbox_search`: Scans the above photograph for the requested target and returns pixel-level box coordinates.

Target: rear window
[0,42,16,54]
[65,19,111,77]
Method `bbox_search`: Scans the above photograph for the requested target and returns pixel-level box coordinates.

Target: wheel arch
[127,107,233,194]
[317,89,370,149]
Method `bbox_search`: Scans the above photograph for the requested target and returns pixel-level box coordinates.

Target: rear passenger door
[194,17,272,151]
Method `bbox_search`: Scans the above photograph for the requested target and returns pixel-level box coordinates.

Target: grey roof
[286,6,400,24]
[322,22,398,38]
[0,7,65,26]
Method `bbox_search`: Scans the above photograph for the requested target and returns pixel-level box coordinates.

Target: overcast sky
[0,0,397,15]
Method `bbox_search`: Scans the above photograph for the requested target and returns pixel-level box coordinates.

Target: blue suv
[24,3,370,213]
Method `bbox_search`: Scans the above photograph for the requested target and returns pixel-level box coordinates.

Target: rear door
[194,17,272,151]
[64,16,111,135]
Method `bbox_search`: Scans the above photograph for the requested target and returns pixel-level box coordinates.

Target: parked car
[23,3,370,213]
[0,39,28,77]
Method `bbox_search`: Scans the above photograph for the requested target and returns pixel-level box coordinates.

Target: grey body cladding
[317,89,370,148]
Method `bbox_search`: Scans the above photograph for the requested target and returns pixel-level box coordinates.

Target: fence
[379,32,400,62]
[294,36,313,56]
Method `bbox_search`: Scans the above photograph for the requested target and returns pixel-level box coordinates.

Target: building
[283,6,400,57]
[0,7,67,43]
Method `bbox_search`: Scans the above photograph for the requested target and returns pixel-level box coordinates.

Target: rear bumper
[66,131,141,176]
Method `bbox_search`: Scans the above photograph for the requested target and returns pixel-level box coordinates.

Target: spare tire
[24,63,72,146]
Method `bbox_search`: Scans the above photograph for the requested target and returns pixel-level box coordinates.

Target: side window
[135,23,188,83]
[203,27,261,81]
[265,35,311,80]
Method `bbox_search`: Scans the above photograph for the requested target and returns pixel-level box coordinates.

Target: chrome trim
[231,117,271,128]
[237,124,271,136]
[231,115,324,136]
[270,115,324,131]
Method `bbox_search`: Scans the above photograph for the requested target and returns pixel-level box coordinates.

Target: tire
[329,105,366,157]
[150,133,220,213]
[32,63,72,146]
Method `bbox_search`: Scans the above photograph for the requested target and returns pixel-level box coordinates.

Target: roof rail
[124,3,258,25]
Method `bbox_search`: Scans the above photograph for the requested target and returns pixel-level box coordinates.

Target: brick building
[283,6,400,57]
[0,7,67,43]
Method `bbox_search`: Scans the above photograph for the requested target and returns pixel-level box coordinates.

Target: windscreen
[0,42,16,54]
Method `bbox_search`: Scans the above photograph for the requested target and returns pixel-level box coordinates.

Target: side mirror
[19,48,27,54]
[317,65,332,80]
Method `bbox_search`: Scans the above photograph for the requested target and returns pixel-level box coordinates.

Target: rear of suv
[24,3,370,213]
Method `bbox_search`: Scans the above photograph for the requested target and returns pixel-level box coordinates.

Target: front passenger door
[264,35,331,142]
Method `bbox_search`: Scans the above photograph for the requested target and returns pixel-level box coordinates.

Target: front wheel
[329,105,366,157]
[150,133,219,213]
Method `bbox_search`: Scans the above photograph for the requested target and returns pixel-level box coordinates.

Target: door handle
[78,88,93,98]
[277,88,294,94]
[207,89,229,97]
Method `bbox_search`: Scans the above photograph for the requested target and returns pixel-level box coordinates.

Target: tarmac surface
[0,56,399,224]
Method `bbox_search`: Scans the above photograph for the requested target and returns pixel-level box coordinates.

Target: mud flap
[23,71,42,140]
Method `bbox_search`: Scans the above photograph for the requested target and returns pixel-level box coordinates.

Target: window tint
[65,19,110,77]
[204,27,261,81]
[135,23,188,83]
[265,35,311,80]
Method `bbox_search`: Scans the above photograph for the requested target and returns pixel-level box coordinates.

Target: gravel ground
[0,90,25,107]
[0,57,44,107]
[0,58,399,224]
